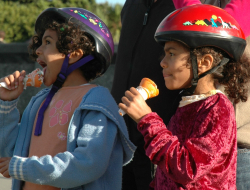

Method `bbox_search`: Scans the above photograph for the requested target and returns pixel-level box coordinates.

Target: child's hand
[119,87,152,123]
[0,70,26,101]
[0,157,11,178]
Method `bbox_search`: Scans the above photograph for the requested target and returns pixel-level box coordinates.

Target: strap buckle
[53,73,66,89]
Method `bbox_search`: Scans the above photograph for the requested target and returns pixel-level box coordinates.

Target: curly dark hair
[29,17,104,81]
[192,47,250,104]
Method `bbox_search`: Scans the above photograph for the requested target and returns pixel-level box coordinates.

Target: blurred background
[0,0,125,188]
[0,0,125,43]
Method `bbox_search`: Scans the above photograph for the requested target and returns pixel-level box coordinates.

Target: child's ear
[68,49,84,64]
[197,54,213,74]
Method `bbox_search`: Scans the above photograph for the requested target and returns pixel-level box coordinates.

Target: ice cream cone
[139,78,159,99]
[23,68,44,89]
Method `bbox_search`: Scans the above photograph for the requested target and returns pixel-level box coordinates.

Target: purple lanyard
[34,54,94,136]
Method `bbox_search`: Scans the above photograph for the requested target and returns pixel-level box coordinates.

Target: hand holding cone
[119,78,159,116]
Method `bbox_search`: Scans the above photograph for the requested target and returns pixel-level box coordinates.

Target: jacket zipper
[143,0,155,25]
[126,0,156,89]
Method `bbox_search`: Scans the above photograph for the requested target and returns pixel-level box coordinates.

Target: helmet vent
[166,9,181,21]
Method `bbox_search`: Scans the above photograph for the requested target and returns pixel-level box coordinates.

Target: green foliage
[0,0,123,43]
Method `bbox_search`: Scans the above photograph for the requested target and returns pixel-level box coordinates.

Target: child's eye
[169,52,174,56]
[46,40,50,45]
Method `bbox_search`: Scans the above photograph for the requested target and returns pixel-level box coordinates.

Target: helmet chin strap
[181,53,229,96]
[34,54,94,136]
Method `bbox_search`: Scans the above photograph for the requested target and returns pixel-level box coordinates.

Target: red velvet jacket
[138,93,237,189]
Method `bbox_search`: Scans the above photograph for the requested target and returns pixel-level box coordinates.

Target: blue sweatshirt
[0,86,135,190]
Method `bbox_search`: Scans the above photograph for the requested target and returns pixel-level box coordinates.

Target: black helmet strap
[199,57,229,78]
[181,53,199,96]
[181,52,229,96]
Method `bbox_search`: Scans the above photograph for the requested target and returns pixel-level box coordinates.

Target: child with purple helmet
[0,7,135,190]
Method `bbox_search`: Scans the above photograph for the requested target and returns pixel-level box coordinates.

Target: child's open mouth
[37,59,47,78]
[37,59,47,68]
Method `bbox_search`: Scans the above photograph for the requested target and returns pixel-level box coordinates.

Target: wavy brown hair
[29,17,104,81]
[192,47,250,104]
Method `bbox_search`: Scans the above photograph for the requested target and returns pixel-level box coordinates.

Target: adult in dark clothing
[111,0,231,189]
[111,0,178,189]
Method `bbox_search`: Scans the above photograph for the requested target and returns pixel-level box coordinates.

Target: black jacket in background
[111,0,179,146]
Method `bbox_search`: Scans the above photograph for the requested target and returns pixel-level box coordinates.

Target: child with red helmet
[173,1,250,189]
[0,7,135,190]
[119,4,250,189]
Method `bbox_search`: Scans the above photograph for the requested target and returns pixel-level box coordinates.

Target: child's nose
[36,46,42,55]
[160,59,168,68]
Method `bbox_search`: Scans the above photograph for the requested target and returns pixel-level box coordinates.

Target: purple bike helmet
[35,7,114,73]
[34,8,114,136]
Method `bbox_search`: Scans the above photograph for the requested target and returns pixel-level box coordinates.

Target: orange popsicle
[139,78,159,99]
[23,68,44,89]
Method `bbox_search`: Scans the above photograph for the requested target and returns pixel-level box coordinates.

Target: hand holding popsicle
[118,78,159,123]
[0,68,44,90]
[0,69,44,101]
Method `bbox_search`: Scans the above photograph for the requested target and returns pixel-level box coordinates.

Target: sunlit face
[160,41,193,90]
[36,29,65,86]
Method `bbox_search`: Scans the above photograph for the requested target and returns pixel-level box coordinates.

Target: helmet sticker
[183,21,193,26]
[183,15,239,30]
[70,9,111,38]
[210,15,218,27]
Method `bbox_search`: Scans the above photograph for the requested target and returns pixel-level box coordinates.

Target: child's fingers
[0,158,10,178]
[20,70,26,77]
[13,71,21,89]
[18,71,26,88]
[13,70,21,78]
[0,165,10,178]
[2,171,10,178]
[121,96,131,106]
[124,90,134,101]
[0,157,11,164]
[15,70,25,91]
[124,88,140,100]
[4,75,14,90]
[15,77,25,94]
[130,87,139,95]
[3,71,24,90]
[3,74,15,87]
[4,74,14,85]
[0,163,8,174]
[0,159,8,173]
[118,102,127,112]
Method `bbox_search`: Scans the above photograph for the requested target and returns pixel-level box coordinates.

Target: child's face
[160,41,192,90]
[36,29,65,87]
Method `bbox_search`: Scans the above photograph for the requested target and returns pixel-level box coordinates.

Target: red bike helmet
[155,4,246,95]
[155,4,246,61]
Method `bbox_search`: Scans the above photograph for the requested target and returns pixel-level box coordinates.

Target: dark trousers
[122,145,152,190]
[236,148,250,190]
